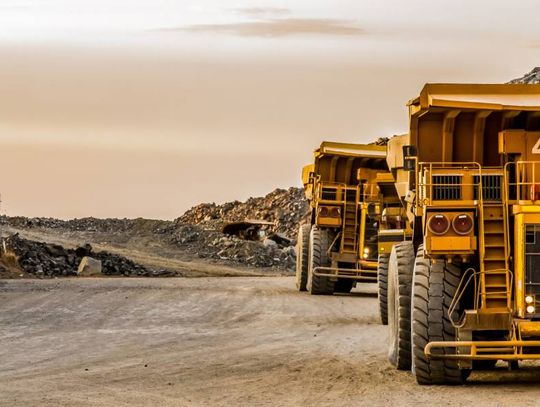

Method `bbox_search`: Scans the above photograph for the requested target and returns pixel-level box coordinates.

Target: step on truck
[386,83,540,384]
[296,141,389,295]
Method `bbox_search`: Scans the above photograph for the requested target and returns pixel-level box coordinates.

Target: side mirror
[403,145,417,157]
[404,157,416,172]
[403,145,417,172]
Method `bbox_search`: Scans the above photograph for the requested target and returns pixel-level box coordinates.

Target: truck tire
[307,227,335,295]
[295,224,311,291]
[387,241,414,370]
[334,279,354,293]
[411,246,469,385]
[378,253,390,325]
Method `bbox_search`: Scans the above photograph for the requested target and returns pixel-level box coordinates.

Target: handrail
[448,268,514,326]
[314,180,379,203]
[448,268,477,328]
[501,172,513,310]
[504,161,540,202]
[416,161,484,207]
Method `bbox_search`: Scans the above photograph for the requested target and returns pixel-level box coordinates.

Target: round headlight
[428,214,450,235]
[318,206,329,217]
[330,207,341,218]
[526,295,534,304]
[527,305,536,314]
[452,214,474,235]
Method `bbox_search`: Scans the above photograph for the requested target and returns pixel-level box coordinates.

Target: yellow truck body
[386,83,540,384]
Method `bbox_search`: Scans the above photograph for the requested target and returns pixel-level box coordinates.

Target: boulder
[77,256,103,276]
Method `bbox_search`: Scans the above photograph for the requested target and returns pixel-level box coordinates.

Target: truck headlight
[318,206,329,217]
[363,247,370,259]
[452,214,474,235]
[526,295,534,304]
[428,214,450,235]
[527,305,536,314]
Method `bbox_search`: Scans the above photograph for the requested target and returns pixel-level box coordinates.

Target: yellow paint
[518,321,540,337]
[315,216,341,228]
[427,236,476,252]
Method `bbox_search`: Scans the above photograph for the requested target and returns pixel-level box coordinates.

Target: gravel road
[1,277,540,406]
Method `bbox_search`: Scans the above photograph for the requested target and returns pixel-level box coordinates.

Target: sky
[0,0,539,219]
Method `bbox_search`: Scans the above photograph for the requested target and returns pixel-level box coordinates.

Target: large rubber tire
[334,279,354,294]
[387,242,414,370]
[411,246,469,385]
[307,227,335,295]
[295,224,311,291]
[378,253,390,325]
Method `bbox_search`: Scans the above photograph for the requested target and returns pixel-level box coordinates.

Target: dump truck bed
[309,142,387,187]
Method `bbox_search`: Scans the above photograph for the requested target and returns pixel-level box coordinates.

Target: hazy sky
[1,0,539,219]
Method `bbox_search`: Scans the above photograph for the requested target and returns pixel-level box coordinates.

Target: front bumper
[312,266,377,282]
[425,339,540,361]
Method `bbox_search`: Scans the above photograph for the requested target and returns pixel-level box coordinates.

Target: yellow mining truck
[386,83,540,384]
[375,170,411,324]
[296,141,388,295]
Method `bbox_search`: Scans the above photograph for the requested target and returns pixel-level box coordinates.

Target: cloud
[173,18,365,38]
[234,7,291,18]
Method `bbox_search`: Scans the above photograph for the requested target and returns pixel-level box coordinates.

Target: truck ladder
[478,203,511,310]
[341,187,359,254]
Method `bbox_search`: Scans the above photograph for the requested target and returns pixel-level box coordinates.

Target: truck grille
[432,175,462,200]
[321,190,337,200]
[473,175,502,201]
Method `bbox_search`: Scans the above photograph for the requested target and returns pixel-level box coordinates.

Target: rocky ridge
[177,187,309,238]
[1,187,307,274]
[509,67,540,84]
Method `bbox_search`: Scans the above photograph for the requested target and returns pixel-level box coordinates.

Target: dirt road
[2,277,540,406]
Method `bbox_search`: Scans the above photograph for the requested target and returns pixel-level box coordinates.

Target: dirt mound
[1,187,306,273]
[177,187,309,239]
[164,187,306,270]
[168,222,296,269]
[4,234,174,277]
[508,67,540,84]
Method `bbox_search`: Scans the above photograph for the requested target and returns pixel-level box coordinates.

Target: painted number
[533,137,540,154]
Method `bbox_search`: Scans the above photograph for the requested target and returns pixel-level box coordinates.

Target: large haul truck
[386,83,540,384]
[296,141,388,295]
[375,169,412,324]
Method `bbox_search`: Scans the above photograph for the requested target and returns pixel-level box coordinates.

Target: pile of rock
[1,187,307,272]
[370,137,390,146]
[4,234,172,277]
[177,187,309,239]
[509,67,540,84]
[2,216,170,234]
[168,222,296,269]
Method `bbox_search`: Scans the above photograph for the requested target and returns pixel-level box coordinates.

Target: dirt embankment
[1,187,307,277]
